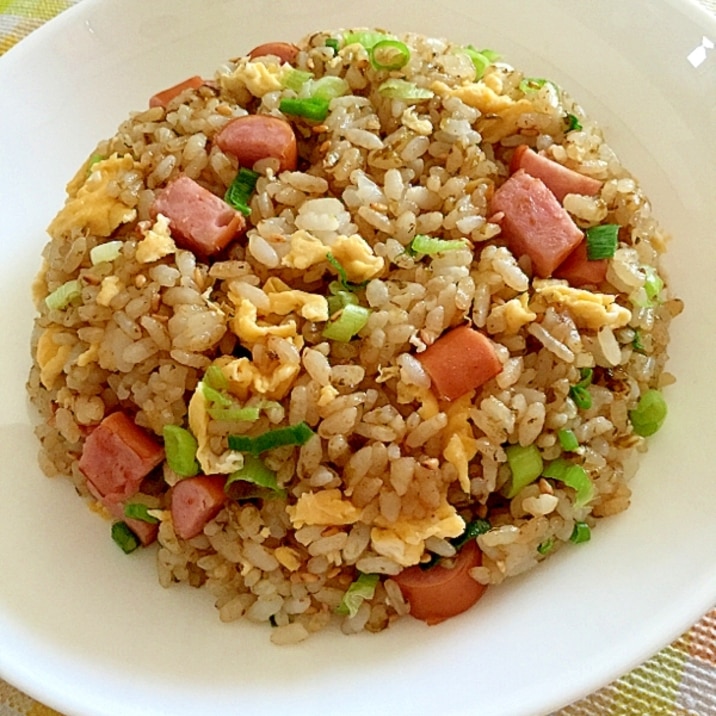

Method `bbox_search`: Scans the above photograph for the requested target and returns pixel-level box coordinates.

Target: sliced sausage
[215,115,298,174]
[248,42,300,64]
[150,175,245,257]
[490,169,584,278]
[149,76,205,109]
[78,412,164,504]
[554,240,608,286]
[171,475,228,540]
[510,145,602,202]
[416,325,503,402]
[392,539,487,625]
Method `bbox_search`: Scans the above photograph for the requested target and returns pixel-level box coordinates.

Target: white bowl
[1,1,715,714]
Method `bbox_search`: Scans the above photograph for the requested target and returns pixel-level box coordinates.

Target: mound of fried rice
[27,28,682,643]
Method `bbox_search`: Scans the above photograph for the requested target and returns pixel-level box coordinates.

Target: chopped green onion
[325,38,340,55]
[224,168,260,216]
[461,45,498,79]
[585,224,619,260]
[282,68,313,92]
[279,96,330,121]
[557,428,580,452]
[406,234,467,257]
[87,153,105,174]
[451,518,491,550]
[629,388,667,437]
[204,364,229,391]
[569,368,593,410]
[323,303,371,342]
[643,266,664,304]
[306,75,350,101]
[537,537,555,555]
[89,240,123,266]
[566,113,583,132]
[369,39,410,70]
[228,421,315,455]
[377,78,434,101]
[111,521,140,554]
[162,424,200,477]
[570,521,591,544]
[225,454,284,495]
[336,572,379,618]
[505,444,544,499]
[632,330,646,353]
[325,253,367,291]
[543,459,594,507]
[201,382,233,408]
[327,289,359,317]
[343,30,389,49]
[45,279,82,310]
[123,502,159,524]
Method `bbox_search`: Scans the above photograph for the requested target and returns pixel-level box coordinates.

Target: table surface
[1,1,715,715]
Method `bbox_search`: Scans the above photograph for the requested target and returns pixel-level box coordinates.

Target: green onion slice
[566,113,583,131]
[585,224,619,260]
[45,279,82,311]
[123,502,160,524]
[377,78,434,101]
[279,96,331,121]
[451,518,491,550]
[519,77,552,93]
[228,421,315,455]
[89,240,123,266]
[569,368,593,410]
[629,388,667,437]
[201,382,233,408]
[542,459,594,507]
[323,303,371,342]
[557,428,580,452]
[570,521,591,544]
[460,46,498,79]
[325,38,340,55]
[111,521,140,554]
[225,454,284,495]
[643,266,664,304]
[204,364,229,391]
[225,168,260,216]
[369,39,410,70]
[327,289,359,317]
[325,253,368,292]
[505,444,544,499]
[537,537,555,555]
[406,234,467,257]
[336,572,379,618]
[306,75,350,101]
[282,68,313,92]
[162,424,200,477]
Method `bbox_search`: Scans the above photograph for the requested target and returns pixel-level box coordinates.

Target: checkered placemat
[1,1,715,714]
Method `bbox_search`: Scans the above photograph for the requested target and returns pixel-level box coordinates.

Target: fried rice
[27,28,682,643]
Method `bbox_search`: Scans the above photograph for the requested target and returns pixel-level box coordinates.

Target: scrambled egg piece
[230,277,328,344]
[431,80,535,142]
[317,384,340,407]
[220,59,285,98]
[371,503,465,567]
[281,230,384,283]
[287,488,363,528]
[216,356,300,401]
[442,392,479,493]
[274,545,303,572]
[187,385,244,474]
[135,213,176,264]
[533,280,632,329]
[486,294,537,334]
[331,234,385,283]
[96,276,123,307]
[36,326,73,390]
[47,153,139,238]
[264,277,329,322]
[76,342,100,368]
